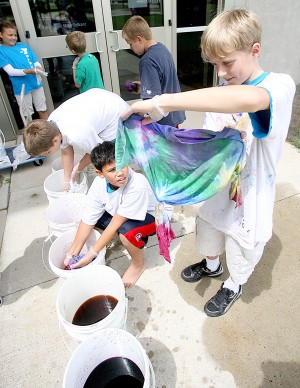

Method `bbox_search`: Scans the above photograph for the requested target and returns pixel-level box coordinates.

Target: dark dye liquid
[84,357,144,388]
[72,295,118,326]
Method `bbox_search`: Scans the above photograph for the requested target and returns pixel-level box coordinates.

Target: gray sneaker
[204,283,242,317]
[181,259,223,283]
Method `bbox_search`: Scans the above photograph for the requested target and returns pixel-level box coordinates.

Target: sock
[205,256,220,272]
[223,277,240,293]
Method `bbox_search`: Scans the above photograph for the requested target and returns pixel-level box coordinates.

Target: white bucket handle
[122,297,128,330]
[147,354,156,388]
[42,236,58,276]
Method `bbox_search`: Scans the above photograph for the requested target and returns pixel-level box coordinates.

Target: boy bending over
[23,88,128,190]
[64,141,166,288]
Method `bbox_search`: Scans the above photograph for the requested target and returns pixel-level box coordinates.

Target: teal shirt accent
[244,72,272,139]
[243,72,269,86]
[75,52,104,93]
[106,180,117,193]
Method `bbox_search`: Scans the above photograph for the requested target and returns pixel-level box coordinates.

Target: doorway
[8,0,172,111]
[176,0,220,91]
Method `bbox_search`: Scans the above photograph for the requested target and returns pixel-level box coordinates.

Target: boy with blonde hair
[122,9,295,316]
[122,15,185,127]
[66,30,104,93]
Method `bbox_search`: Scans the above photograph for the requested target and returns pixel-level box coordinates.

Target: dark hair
[91,141,115,171]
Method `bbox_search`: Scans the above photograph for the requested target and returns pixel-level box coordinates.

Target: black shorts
[95,211,156,249]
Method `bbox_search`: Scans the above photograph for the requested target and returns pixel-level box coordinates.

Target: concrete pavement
[1,111,300,387]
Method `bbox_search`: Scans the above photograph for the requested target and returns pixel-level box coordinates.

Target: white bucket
[49,229,106,279]
[56,266,127,343]
[63,328,155,388]
[51,154,82,172]
[45,193,86,238]
[43,169,88,203]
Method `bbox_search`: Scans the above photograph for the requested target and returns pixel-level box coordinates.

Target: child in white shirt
[64,141,161,288]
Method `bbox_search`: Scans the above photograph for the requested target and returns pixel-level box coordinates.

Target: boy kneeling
[64,141,161,288]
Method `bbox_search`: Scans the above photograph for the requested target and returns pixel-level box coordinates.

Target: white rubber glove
[71,162,82,184]
[70,247,98,269]
[35,68,48,77]
[63,181,71,191]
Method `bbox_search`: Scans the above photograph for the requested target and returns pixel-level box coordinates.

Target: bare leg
[38,110,48,120]
[119,234,146,288]
[207,255,218,260]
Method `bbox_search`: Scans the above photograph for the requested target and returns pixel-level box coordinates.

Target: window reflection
[177,0,218,28]
[111,0,164,30]
[177,32,214,91]
[116,49,140,101]
[42,52,102,107]
[29,0,96,37]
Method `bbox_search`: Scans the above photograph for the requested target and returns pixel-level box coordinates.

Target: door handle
[109,31,120,52]
[94,32,104,53]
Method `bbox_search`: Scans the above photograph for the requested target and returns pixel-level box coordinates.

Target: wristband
[149,95,169,121]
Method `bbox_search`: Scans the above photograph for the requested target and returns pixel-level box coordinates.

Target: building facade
[0,0,299,140]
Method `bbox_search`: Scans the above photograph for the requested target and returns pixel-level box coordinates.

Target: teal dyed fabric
[116,116,246,206]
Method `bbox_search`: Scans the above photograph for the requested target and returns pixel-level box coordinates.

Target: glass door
[101,0,171,101]
[10,0,171,110]
[176,0,221,91]
[10,0,111,110]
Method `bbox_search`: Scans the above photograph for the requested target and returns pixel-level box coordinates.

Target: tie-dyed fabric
[115,116,246,262]
[116,115,246,205]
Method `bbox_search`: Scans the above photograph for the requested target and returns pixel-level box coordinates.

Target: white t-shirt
[198,72,295,249]
[49,88,128,153]
[82,168,158,226]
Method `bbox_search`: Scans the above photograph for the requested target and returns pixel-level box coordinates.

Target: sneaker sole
[204,287,242,317]
[181,266,224,283]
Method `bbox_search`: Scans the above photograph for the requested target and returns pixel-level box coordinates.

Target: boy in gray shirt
[122,15,185,127]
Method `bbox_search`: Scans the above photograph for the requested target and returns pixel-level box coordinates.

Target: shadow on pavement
[0,236,57,305]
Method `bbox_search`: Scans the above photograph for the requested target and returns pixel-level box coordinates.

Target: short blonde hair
[201,9,262,62]
[122,16,152,41]
[66,31,86,54]
[23,120,60,156]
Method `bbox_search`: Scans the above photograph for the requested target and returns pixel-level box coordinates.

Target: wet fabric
[115,115,246,262]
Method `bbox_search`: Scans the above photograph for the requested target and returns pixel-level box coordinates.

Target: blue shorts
[95,211,156,249]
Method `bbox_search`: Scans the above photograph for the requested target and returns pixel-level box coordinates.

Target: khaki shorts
[195,216,266,285]
[15,87,47,117]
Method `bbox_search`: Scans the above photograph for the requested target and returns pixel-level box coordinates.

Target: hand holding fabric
[121,96,169,123]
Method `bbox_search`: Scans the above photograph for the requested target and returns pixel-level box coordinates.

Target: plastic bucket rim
[58,294,126,330]
[56,266,125,333]
[51,154,82,172]
[48,229,106,279]
[62,328,152,388]
[44,170,88,200]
